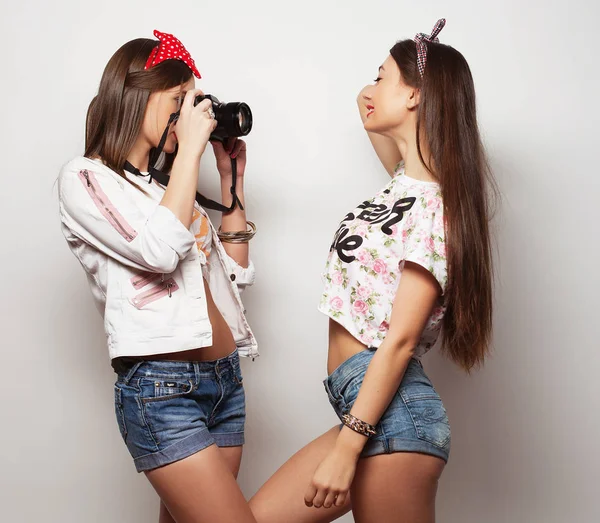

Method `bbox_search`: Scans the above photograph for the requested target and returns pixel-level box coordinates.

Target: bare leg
[219,445,244,478]
[147,444,255,523]
[159,502,176,523]
[351,452,445,523]
[158,445,244,522]
[250,427,351,523]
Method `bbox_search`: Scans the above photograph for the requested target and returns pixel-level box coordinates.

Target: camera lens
[237,104,252,135]
[218,102,253,137]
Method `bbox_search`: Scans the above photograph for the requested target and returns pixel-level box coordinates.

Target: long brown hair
[390,40,497,372]
[85,37,193,178]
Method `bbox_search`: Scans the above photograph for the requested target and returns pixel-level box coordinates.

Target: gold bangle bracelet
[219,236,252,244]
[217,221,256,243]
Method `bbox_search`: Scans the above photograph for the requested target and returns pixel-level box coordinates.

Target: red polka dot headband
[144,30,201,79]
[414,18,446,77]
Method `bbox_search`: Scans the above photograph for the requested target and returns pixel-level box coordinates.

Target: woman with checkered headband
[249,19,497,523]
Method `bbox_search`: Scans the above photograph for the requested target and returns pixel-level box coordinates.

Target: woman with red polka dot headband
[58,30,259,522]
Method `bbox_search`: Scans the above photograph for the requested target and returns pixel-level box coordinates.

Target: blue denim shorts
[113,349,245,472]
[323,349,451,462]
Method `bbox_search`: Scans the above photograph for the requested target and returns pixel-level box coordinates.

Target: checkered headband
[414,18,446,77]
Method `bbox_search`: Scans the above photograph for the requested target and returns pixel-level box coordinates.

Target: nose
[361,86,373,100]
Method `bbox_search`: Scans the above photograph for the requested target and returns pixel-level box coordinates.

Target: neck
[391,125,437,183]
[127,137,152,172]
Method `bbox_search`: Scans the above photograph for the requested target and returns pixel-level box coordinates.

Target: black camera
[194,94,253,142]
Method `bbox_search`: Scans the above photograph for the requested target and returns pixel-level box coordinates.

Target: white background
[1,1,599,521]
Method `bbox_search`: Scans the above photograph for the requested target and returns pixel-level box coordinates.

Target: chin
[162,142,177,155]
[364,120,386,136]
[366,116,400,138]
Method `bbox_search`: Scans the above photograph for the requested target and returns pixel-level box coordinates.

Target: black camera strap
[124,113,243,213]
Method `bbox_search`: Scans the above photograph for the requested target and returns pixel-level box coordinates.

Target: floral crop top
[319,162,447,358]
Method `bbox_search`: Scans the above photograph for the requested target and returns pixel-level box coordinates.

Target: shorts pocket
[325,351,372,413]
[140,378,195,403]
[323,378,341,411]
[232,357,244,386]
[114,385,128,441]
[337,374,364,413]
[400,390,451,451]
[324,374,365,416]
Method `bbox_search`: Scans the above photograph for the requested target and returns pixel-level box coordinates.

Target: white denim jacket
[58,156,258,360]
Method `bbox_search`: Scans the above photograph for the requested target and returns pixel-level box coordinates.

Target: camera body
[194,94,253,143]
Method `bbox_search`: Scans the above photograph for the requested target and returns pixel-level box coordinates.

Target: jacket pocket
[131,278,179,309]
[130,271,162,290]
[77,169,138,242]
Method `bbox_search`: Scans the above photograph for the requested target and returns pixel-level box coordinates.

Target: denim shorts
[113,349,245,472]
[323,349,451,462]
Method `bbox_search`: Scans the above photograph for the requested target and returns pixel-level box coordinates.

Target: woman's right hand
[174,89,218,159]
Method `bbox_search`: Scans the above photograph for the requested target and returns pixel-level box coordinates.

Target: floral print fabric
[319,162,447,357]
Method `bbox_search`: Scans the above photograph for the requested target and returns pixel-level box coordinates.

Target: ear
[406,88,421,110]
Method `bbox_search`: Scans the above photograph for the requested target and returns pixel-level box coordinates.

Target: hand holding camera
[193,94,253,144]
[212,138,247,179]
[174,89,218,160]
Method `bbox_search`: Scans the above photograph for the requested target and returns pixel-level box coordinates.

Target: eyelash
[374,77,382,83]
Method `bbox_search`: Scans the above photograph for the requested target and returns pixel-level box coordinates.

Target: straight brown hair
[391,40,498,372]
[85,37,193,178]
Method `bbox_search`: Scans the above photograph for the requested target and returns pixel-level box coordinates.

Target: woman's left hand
[212,138,247,178]
[304,446,358,509]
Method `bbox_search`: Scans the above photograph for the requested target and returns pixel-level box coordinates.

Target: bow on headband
[414,18,446,77]
[145,30,201,79]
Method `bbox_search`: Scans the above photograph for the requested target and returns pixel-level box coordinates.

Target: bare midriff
[327,318,369,375]
[136,278,236,362]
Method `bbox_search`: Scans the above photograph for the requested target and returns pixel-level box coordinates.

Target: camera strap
[124,113,243,213]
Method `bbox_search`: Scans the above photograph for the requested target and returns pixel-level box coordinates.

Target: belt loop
[123,361,144,385]
[193,362,200,385]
